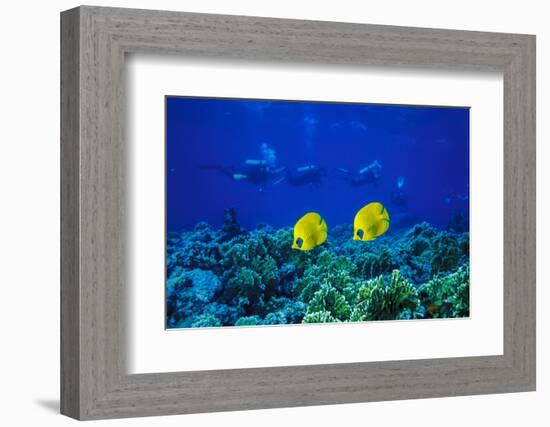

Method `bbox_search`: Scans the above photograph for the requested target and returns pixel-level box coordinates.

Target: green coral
[430,233,462,274]
[306,284,351,321]
[221,232,281,302]
[295,251,356,303]
[252,255,279,293]
[263,227,294,265]
[357,246,397,279]
[419,263,470,318]
[222,238,266,269]
[224,267,265,313]
[302,310,338,324]
[350,270,420,321]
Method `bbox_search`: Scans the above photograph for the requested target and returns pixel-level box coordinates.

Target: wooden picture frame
[60,5,536,420]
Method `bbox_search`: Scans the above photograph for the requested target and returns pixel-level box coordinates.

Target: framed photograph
[164,96,470,330]
[61,6,536,420]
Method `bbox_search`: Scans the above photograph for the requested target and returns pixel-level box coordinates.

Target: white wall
[0,0,546,425]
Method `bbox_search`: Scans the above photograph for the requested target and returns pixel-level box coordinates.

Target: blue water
[166,96,469,232]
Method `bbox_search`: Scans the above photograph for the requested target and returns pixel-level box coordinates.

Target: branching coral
[295,251,356,303]
[224,267,265,315]
[219,232,281,314]
[263,227,294,265]
[419,263,470,318]
[393,222,437,283]
[349,270,420,321]
[166,212,469,328]
[357,246,398,279]
[302,310,338,324]
[306,284,351,321]
[430,233,462,274]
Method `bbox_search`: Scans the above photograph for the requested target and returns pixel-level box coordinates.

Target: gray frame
[60,5,536,421]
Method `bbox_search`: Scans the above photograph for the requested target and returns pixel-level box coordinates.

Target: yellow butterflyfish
[353,202,390,241]
[292,212,327,251]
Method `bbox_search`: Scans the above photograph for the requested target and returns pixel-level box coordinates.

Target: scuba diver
[284,165,326,187]
[200,159,286,186]
[390,175,408,207]
[336,160,382,187]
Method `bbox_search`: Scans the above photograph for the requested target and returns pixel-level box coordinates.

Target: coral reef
[303,310,338,324]
[235,315,263,326]
[419,263,470,318]
[306,284,351,321]
[166,210,470,328]
[191,314,223,328]
[349,270,420,321]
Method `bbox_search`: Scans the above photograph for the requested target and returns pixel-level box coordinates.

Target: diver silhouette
[390,176,408,207]
[336,160,382,187]
[200,160,285,186]
[284,165,326,186]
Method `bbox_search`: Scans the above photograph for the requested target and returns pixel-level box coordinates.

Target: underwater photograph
[165,96,470,329]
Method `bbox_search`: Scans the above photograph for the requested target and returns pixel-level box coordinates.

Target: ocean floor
[166,209,470,328]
